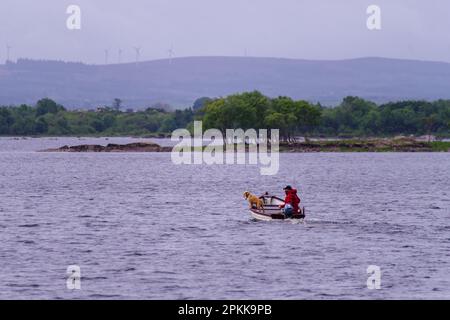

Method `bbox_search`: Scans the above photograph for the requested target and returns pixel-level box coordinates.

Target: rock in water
[42,142,172,153]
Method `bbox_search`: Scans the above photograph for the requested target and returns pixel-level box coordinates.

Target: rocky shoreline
[40,138,450,153]
[42,142,172,153]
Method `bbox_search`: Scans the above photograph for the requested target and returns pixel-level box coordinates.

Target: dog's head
[243,191,250,199]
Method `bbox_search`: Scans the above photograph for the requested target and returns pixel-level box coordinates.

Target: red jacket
[282,189,301,212]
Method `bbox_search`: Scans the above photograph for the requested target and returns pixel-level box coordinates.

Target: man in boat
[279,185,301,218]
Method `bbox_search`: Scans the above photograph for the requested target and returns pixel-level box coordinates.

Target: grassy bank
[279,138,450,152]
[169,138,450,153]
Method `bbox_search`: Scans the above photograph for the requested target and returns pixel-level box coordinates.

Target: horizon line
[2,55,450,67]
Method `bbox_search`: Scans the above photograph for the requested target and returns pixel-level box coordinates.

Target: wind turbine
[104,49,109,65]
[167,45,175,64]
[6,44,12,62]
[118,48,123,64]
[133,46,141,65]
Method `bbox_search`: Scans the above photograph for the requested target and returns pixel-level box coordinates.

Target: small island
[42,142,172,153]
[41,137,450,153]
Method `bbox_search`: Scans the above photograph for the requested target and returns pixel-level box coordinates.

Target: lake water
[0,137,449,299]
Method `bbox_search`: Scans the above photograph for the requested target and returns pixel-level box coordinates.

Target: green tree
[295,101,322,140]
[35,116,49,134]
[267,97,298,141]
[0,108,13,134]
[36,98,65,116]
[112,98,122,111]
[193,97,212,111]
[160,116,177,133]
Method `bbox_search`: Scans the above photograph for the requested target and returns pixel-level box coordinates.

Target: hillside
[1,56,450,109]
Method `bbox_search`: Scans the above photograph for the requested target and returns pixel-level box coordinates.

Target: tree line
[201,92,450,139]
[0,93,449,137]
[0,98,193,136]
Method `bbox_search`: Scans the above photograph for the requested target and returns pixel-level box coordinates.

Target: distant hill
[1,56,450,109]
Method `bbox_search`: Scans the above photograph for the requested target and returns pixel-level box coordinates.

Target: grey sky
[1,0,449,64]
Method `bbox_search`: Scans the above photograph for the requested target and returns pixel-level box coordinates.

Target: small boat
[250,194,306,221]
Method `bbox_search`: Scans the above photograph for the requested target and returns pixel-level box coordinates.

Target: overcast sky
[1,0,449,64]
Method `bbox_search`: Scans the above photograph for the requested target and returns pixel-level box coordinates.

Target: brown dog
[243,191,265,212]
